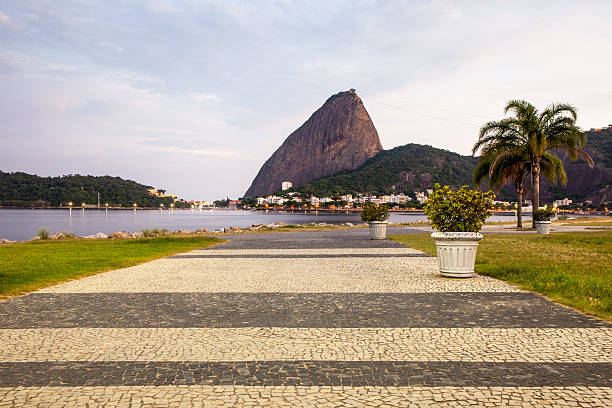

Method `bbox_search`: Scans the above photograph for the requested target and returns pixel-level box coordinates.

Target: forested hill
[292,130,611,204]
[0,172,176,207]
[293,144,478,197]
[585,128,612,169]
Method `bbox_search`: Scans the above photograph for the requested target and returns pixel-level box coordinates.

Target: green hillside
[293,144,479,197]
[292,131,610,203]
[585,128,612,168]
[0,172,178,208]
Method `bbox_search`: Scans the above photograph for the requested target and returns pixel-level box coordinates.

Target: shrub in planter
[424,185,494,232]
[533,208,556,221]
[360,203,389,223]
[361,203,389,240]
[533,208,556,234]
[424,184,494,278]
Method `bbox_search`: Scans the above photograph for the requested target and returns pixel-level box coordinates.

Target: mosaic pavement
[0,229,610,406]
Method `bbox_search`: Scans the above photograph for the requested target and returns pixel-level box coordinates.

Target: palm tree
[474,148,567,228]
[473,100,593,227]
[474,151,530,228]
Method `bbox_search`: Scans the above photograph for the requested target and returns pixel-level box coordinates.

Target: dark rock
[109,231,132,239]
[244,89,382,197]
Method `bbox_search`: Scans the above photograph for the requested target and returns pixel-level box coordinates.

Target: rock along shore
[2,221,410,244]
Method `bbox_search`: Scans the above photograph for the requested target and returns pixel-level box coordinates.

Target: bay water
[0,208,521,242]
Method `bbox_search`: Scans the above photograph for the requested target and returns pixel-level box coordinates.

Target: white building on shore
[554,198,572,207]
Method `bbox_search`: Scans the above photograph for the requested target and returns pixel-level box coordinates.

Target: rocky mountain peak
[244,90,383,197]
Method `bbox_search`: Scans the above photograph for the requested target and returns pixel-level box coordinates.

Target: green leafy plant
[424,184,494,232]
[360,203,389,223]
[37,228,49,240]
[533,208,557,221]
[60,231,77,239]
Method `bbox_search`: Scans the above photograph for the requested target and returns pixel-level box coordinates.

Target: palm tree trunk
[516,189,523,229]
[531,161,541,228]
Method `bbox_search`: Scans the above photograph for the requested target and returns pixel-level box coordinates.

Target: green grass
[390,232,612,321]
[557,216,612,226]
[0,236,224,299]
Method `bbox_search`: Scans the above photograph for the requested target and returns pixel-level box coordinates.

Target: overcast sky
[1,1,611,200]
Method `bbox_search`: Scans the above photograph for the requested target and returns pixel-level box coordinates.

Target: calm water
[0,209,521,241]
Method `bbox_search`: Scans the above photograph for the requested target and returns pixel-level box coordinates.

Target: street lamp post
[133,203,137,213]
[68,202,73,216]
[82,203,86,214]
[105,203,109,214]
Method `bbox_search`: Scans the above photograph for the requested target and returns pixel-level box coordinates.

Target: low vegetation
[0,236,223,299]
[141,227,169,237]
[36,227,49,240]
[391,232,612,321]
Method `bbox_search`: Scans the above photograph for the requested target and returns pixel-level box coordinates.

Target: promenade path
[0,228,610,406]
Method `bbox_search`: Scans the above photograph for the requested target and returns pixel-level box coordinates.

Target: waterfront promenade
[0,228,610,406]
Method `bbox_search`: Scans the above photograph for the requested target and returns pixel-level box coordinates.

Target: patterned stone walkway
[0,229,610,407]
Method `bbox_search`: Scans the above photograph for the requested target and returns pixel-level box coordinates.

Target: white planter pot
[368,221,388,240]
[535,221,551,234]
[431,232,483,278]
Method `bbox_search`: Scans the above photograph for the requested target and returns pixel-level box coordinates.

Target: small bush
[37,228,50,240]
[142,229,152,238]
[533,208,557,221]
[424,184,494,232]
[360,203,389,222]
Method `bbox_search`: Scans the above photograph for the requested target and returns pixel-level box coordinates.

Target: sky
[1,1,611,200]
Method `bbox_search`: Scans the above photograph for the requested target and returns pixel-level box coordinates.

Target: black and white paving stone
[0,229,610,407]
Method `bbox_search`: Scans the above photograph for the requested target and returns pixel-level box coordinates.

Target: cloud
[146,145,252,159]
[189,92,219,102]
[0,11,11,27]
[0,0,611,199]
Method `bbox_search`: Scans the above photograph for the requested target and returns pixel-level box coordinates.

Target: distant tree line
[0,171,178,208]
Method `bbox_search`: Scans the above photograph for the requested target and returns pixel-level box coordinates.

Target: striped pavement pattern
[0,229,610,406]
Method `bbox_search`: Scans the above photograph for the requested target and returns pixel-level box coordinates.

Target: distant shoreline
[0,206,609,217]
[0,206,166,210]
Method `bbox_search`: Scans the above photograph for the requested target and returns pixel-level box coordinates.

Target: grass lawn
[390,232,612,321]
[0,236,223,299]
[557,216,612,226]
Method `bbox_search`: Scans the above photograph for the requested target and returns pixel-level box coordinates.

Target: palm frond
[540,153,568,186]
[546,146,594,167]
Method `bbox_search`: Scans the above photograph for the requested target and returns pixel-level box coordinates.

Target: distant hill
[0,171,177,207]
[585,128,612,168]
[291,128,611,204]
[538,128,612,204]
[293,143,478,197]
